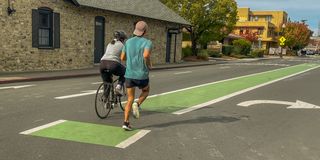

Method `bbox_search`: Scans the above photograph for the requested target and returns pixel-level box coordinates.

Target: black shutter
[53,12,60,48]
[32,9,39,48]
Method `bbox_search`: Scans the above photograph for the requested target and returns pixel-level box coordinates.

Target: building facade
[0,0,189,72]
[233,7,288,50]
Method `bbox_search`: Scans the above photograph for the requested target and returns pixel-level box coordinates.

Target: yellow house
[233,7,288,50]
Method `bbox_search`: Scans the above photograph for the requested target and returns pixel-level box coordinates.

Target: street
[1,58,320,160]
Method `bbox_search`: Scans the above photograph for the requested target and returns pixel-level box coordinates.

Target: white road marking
[173,65,320,115]
[115,130,151,148]
[20,120,66,135]
[54,90,100,99]
[219,66,231,69]
[0,84,36,90]
[219,63,290,67]
[91,82,102,85]
[238,100,320,109]
[55,64,318,102]
[174,71,192,75]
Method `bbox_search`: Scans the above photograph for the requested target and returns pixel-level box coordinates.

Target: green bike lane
[19,63,320,149]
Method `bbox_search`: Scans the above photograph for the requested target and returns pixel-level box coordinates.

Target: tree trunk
[191,33,198,56]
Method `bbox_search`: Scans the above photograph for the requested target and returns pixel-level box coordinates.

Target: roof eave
[71,0,190,26]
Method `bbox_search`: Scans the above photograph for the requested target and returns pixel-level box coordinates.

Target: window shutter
[32,9,39,48]
[53,12,60,48]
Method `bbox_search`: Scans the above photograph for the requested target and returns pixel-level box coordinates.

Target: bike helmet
[114,30,127,41]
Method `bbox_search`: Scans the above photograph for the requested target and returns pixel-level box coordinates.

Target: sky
[235,0,320,36]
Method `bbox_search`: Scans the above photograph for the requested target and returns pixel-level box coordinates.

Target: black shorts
[125,78,149,89]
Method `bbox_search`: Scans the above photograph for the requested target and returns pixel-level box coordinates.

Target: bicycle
[95,76,126,119]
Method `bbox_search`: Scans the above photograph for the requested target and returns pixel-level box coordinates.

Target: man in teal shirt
[121,21,152,131]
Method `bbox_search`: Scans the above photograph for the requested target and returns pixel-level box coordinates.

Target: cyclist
[120,21,152,131]
[100,31,127,95]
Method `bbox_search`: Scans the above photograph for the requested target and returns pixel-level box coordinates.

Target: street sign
[279,36,286,46]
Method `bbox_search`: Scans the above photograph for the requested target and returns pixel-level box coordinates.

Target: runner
[121,21,153,131]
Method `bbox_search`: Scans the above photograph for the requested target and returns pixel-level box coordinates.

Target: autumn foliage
[241,31,258,42]
[283,22,312,50]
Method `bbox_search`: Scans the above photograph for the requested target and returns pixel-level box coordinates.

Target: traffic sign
[279,36,286,46]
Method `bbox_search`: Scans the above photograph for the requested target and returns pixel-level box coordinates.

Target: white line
[174,71,192,75]
[115,130,151,148]
[91,82,102,85]
[173,65,320,115]
[145,65,308,99]
[0,84,36,90]
[20,120,66,135]
[56,64,317,101]
[54,91,99,99]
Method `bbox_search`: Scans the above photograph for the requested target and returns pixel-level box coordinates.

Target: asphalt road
[0,58,320,160]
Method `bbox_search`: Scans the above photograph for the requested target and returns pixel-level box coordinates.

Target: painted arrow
[238,100,320,109]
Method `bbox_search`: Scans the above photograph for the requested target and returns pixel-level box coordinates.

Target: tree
[282,22,312,51]
[160,0,238,55]
[241,31,258,43]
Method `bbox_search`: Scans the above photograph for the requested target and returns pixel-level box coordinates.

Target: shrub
[250,49,265,58]
[182,46,193,57]
[232,39,251,55]
[222,45,234,56]
[197,50,209,60]
[207,50,222,57]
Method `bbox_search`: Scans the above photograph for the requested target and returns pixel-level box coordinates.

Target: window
[32,8,60,49]
[257,28,264,35]
[38,10,52,47]
[250,16,254,21]
[265,16,272,22]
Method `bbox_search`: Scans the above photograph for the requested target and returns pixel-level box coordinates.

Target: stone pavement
[0,57,277,84]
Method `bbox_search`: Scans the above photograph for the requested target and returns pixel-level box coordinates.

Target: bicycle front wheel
[95,83,112,119]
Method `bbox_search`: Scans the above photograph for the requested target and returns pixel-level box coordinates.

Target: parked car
[306,50,315,55]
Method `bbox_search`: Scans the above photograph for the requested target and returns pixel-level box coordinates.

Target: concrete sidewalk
[0,57,276,84]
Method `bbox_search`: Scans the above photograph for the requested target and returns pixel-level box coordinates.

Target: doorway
[94,16,105,63]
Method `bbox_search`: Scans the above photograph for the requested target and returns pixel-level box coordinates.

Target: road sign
[279,36,286,46]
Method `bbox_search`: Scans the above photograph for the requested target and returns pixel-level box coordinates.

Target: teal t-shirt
[123,36,152,80]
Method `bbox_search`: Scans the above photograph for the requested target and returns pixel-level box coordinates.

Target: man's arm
[121,52,126,61]
[120,52,126,66]
[143,49,152,70]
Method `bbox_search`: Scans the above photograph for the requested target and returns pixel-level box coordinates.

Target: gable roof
[72,0,190,25]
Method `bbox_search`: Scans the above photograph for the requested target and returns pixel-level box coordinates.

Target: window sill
[38,46,55,50]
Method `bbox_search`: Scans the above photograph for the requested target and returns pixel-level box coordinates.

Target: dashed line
[174,71,192,75]
[0,84,36,90]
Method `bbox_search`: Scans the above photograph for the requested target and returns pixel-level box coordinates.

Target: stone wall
[0,0,183,72]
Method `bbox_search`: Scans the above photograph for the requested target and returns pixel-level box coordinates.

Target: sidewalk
[0,57,276,84]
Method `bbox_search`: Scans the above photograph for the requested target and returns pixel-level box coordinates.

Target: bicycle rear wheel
[118,96,124,111]
[95,83,112,119]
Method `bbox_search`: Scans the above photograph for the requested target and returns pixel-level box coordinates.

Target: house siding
[0,0,182,71]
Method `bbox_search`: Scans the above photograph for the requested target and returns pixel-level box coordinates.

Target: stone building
[0,0,189,72]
